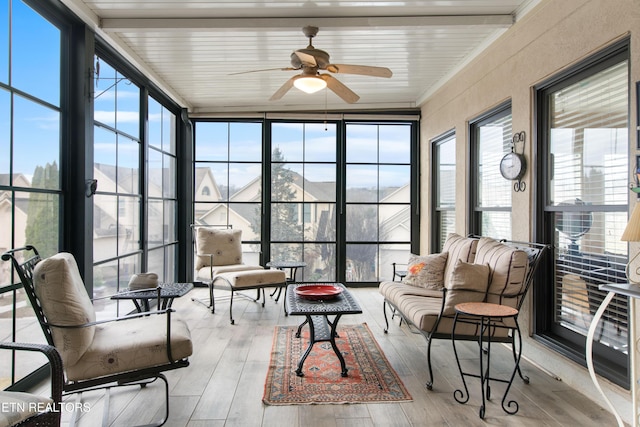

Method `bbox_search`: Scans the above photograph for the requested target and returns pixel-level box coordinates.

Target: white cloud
[94,110,139,123]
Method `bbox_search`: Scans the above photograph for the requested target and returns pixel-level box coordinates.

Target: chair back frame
[1,246,55,347]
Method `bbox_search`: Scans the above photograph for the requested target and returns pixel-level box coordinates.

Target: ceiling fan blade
[269,76,296,101]
[320,74,359,104]
[326,64,392,78]
[229,67,297,76]
[292,51,317,67]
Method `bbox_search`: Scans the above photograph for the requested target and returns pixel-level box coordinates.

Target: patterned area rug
[263,323,412,405]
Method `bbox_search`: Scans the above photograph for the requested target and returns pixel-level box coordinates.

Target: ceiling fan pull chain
[324,88,328,131]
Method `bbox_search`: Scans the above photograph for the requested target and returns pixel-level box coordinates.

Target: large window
[470,105,513,239]
[345,123,413,283]
[92,56,181,316]
[193,119,417,284]
[536,44,629,386]
[0,0,62,386]
[0,0,183,393]
[93,55,142,317]
[147,97,178,282]
[431,131,456,252]
[194,121,263,264]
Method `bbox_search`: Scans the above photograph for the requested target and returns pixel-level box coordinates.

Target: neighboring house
[194,166,410,278]
[0,174,31,285]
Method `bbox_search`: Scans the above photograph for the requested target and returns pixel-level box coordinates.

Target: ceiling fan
[236,26,392,104]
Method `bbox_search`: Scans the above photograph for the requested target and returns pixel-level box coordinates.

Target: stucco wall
[419,0,640,422]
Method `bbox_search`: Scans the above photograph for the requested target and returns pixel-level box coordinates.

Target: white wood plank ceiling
[61,0,539,114]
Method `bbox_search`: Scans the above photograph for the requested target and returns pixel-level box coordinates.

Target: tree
[25,162,59,257]
[345,205,377,281]
[250,147,301,261]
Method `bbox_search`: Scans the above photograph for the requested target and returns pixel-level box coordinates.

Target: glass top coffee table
[286,283,362,377]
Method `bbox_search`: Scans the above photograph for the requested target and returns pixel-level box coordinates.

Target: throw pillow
[443,259,490,315]
[196,227,243,269]
[403,252,448,289]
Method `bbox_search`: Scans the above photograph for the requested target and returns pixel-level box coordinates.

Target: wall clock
[499,151,526,180]
[499,131,527,192]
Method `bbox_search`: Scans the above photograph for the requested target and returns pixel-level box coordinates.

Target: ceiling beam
[100,15,513,32]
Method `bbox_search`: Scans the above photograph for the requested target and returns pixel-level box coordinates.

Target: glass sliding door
[270,122,337,282]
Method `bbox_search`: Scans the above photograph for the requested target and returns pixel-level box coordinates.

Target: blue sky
[2,0,60,182]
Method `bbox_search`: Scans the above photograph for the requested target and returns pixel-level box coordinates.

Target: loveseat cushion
[195,227,243,269]
[379,280,443,307]
[33,253,96,367]
[443,260,490,315]
[65,313,193,382]
[442,233,478,289]
[379,280,512,337]
[403,252,448,289]
[474,237,528,307]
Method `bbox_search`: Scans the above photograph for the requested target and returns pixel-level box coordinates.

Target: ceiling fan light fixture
[294,76,326,94]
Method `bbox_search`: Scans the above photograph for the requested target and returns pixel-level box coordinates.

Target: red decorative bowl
[294,284,343,301]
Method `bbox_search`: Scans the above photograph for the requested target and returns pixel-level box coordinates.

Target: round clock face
[499,152,525,180]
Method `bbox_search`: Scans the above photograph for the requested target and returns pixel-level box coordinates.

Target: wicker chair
[0,341,63,427]
[1,246,193,427]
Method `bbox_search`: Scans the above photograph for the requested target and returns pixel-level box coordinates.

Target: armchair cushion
[33,253,96,367]
[66,314,192,382]
[443,260,490,315]
[403,252,448,290]
[195,227,243,269]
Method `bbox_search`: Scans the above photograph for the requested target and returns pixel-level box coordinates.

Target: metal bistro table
[286,283,362,377]
[266,261,307,305]
[452,302,522,419]
[112,282,194,312]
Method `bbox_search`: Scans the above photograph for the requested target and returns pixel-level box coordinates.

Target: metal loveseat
[379,234,547,390]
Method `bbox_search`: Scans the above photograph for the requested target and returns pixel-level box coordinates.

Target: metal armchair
[1,246,193,427]
[192,225,263,313]
[0,341,63,427]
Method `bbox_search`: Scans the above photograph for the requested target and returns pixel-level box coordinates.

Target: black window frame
[430,129,456,252]
[533,38,631,388]
[468,101,512,236]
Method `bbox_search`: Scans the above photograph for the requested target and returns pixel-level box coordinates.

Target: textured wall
[419,0,640,423]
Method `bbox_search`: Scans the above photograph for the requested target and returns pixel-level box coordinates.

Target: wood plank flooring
[60,287,620,426]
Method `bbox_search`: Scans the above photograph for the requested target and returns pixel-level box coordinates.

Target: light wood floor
[60,286,620,426]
